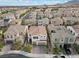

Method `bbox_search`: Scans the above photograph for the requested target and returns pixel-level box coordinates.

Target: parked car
[65,49,71,55]
[60,56,65,58]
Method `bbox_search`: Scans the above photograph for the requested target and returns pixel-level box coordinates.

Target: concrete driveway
[2,45,11,52]
[31,45,48,54]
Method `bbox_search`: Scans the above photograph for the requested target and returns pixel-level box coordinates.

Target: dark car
[65,49,71,55]
[0,54,30,58]
[61,56,65,58]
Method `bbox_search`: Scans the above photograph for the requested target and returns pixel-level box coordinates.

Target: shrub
[22,44,32,53]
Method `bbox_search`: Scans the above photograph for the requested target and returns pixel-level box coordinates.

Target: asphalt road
[0,54,29,58]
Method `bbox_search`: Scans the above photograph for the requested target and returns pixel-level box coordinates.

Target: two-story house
[28,26,47,45]
[48,24,76,48]
[4,25,28,44]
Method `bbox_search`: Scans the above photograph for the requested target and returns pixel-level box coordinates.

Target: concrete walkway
[2,45,11,52]
[31,45,48,54]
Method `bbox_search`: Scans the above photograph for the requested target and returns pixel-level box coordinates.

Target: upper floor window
[7,35,9,38]
[11,35,13,38]
[70,38,73,42]
[19,32,23,35]
[73,33,75,35]
[33,36,38,39]
[61,39,63,41]
[29,34,31,36]
[51,30,56,33]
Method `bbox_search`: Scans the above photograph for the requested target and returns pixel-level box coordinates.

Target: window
[29,34,31,36]
[7,35,9,38]
[11,35,12,38]
[65,37,68,43]
[53,21,56,23]
[15,34,16,36]
[70,30,72,33]
[55,39,57,42]
[20,32,23,35]
[51,30,56,33]
[44,36,46,37]
[39,20,42,22]
[70,38,73,42]
[33,36,38,39]
[61,39,63,41]
[57,28,61,30]
[73,33,75,35]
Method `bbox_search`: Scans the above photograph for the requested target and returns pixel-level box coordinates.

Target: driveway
[70,47,78,55]
[2,45,11,52]
[31,45,48,54]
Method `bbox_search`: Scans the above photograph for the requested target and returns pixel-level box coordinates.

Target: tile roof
[28,26,47,35]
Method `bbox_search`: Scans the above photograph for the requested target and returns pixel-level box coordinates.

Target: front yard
[52,47,62,55]
[0,42,4,50]
[73,44,79,54]
[11,41,32,53]
[22,44,32,53]
[0,27,7,51]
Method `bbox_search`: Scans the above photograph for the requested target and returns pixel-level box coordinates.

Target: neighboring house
[22,19,36,26]
[22,11,37,25]
[15,9,28,19]
[2,13,16,20]
[9,19,22,25]
[36,11,44,19]
[4,25,28,44]
[62,17,79,25]
[37,17,49,26]
[23,11,37,19]
[0,18,11,27]
[28,26,47,45]
[50,17,63,26]
[67,25,79,45]
[47,24,76,48]
[44,8,53,18]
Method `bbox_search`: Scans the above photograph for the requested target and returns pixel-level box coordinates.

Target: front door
[29,39,32,44]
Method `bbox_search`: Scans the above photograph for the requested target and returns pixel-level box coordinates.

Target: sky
[0,0,71,6]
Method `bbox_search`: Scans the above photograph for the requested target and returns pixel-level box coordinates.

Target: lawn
[0,41,4,51]
[11,40,32,53]
[0,42,4,48]
[22,44,32,53]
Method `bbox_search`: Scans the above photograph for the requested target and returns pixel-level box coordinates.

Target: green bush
[52,45,61,54]
[11,41,22,50]
[22,44,32,53]
[0,42,4,48]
